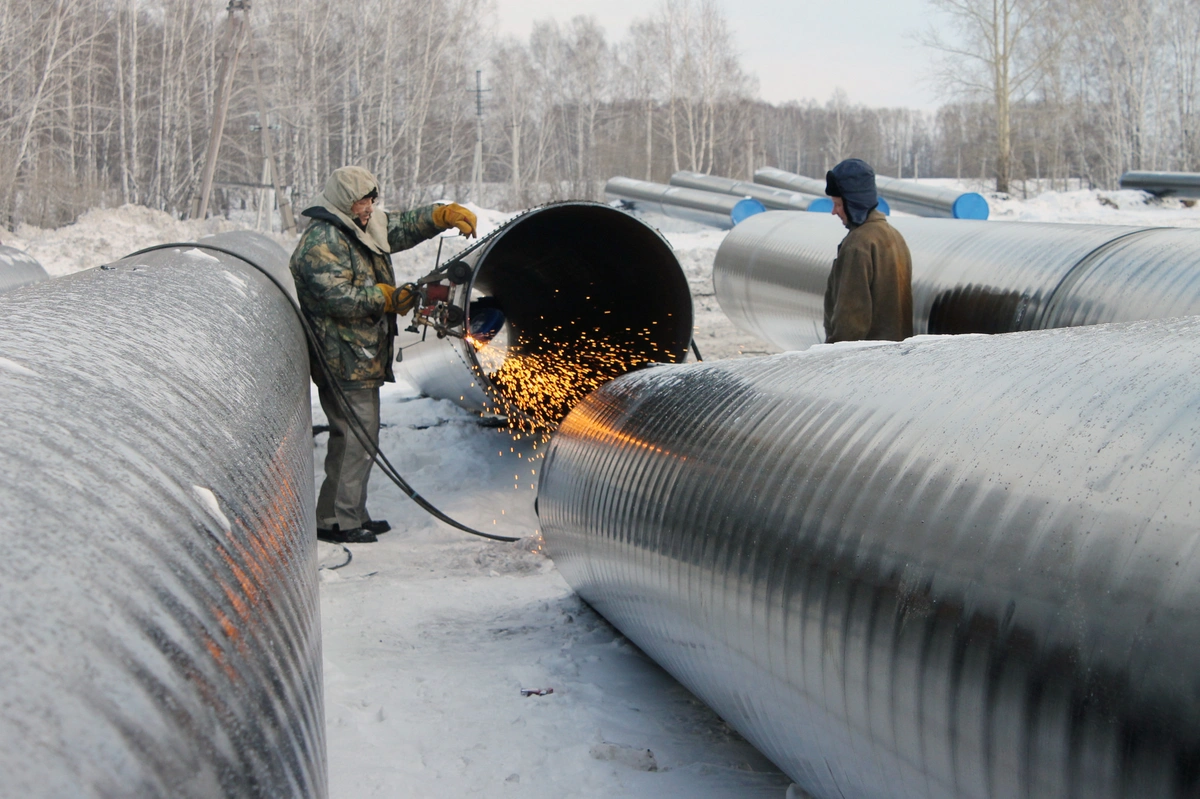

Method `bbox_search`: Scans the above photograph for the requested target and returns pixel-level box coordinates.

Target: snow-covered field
[7,187,1200,798]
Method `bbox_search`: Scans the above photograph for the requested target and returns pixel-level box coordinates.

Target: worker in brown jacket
[823,158,913,343]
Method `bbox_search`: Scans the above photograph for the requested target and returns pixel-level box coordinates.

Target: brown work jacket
[823,210,913,343]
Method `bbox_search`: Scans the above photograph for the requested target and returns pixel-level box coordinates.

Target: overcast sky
[490,0,947,110]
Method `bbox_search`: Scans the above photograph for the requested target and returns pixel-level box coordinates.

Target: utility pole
[249,44,294,232]
[469,70,490,206]
[191,0,251,220]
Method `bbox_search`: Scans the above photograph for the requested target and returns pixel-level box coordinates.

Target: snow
[8,189,1200,798]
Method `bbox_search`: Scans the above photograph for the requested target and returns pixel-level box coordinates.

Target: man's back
[823,210,913,343]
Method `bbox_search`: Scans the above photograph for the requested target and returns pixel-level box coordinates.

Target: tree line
[2,0,1197,229]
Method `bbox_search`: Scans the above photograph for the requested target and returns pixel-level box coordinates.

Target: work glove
[433,203,478,238]
[378,283,418,315]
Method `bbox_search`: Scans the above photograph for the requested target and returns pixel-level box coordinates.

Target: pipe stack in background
[1120,171,1200,199]
[714,211,1200,350]
[0,244,49,293]
[539,318,1200,799]
[668,171,833,213]
[398,202,694,428]
[0,232,325,797]
[604,177,766,229]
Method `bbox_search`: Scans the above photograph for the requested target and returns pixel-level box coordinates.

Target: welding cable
[119,242,520,544]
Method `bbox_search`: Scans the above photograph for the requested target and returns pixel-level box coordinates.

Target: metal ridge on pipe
[0,244,49,293]
[714,211,1200,350]
[0,231,325,797]
[539,317,1200,799]
[753,166,891,215]
[668,170,833,213]
[605,176,766,229]
[398,202,693,423]
[1120,171,1200,199]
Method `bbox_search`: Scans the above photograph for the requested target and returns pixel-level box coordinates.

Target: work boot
[317,525,378,544]
[362,519,391,534]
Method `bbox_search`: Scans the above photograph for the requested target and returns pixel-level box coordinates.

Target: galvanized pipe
[0,244,49,293]
[1120,171,1200,199]
[604,176,766,229]
[0,231,325,797]
[668,170,833,213]
[714,211,1200,351]
[755,167,892,215]
[539,317,1200,799]
[398,202,694,422]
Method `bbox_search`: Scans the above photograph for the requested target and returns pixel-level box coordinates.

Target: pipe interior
[467,204,692,421]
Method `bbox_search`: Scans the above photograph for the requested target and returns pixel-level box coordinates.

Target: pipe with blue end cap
[605,176,767,229]
[752,167,889,215]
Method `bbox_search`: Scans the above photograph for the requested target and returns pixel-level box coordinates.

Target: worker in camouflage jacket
[290,165,477,544]
[823,158,913,344]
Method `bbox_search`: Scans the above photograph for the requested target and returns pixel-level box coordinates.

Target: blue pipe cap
[731,197,767,225]
[877,196,891,215]
[951,192,989,220]
[807,198,834,214]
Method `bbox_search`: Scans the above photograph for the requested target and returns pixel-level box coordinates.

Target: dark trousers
[316,379,380,531]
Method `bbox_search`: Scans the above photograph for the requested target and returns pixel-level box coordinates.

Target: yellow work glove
[378,283,417,315]
[433,202,478,238]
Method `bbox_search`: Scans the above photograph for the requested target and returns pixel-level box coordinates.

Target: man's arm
[386,205,441,253]
[825,242,874,343]
[292,227,387,320]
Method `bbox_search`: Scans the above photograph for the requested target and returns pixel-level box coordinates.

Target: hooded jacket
[289,166,441,389]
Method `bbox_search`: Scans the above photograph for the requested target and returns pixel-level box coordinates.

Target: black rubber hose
[120,241,520,544]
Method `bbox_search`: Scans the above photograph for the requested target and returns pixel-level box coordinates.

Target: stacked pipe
[754,166,891,215]
[0,232,326,796]
[755,166,992,219]
[668,171,833,213]
[0,244,49,293]
[398,202,693,425]
[539,317,1200,799]
[1120,171,1200,199]
[604,176,766,229]
[714,211,1200,350]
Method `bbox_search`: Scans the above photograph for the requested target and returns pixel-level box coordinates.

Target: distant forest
[2,0,1198,227]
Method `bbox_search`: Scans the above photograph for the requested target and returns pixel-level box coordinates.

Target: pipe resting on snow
[604,177,766,229]
[539,317,1200,799]
[398,202,694,429]
[668,171,833,213]
[0,231,325,797]
[1120,170,1200,199]
[714,211,1200,351]
[0,244,49,293]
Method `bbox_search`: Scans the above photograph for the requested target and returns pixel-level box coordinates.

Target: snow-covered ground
[7,188,1200,798]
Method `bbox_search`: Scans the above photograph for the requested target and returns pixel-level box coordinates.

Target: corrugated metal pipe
[539,316,1200,799]
[668,170,833,213]
[0,231,325,797]
[754,166,892,215]
[1120,171,1200,199]
[604,176,766,229]
[0,244,49,293]
[398,202,693,425]
[714,211,1200,350]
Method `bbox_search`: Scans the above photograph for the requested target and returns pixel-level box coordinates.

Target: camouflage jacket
[290,204,440,389]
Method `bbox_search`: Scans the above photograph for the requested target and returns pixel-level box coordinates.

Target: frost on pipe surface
[0,231,324,797]
[668,171,829,212]
[604,176,766,228]
[539,319,1200,799]
[1120,170,1200,199]
[398,202,693,432]
[0,244,49,293]
[715,211,1200,350]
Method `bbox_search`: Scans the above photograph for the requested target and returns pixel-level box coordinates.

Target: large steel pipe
[398,202,693,424]
[1120,170,1200,199]
[669,170,833,213]
[604,176,766,229]
[0,231,325,797]
[539,317,1200,799]
[0,243,49,293]
[715,211,1200,350]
